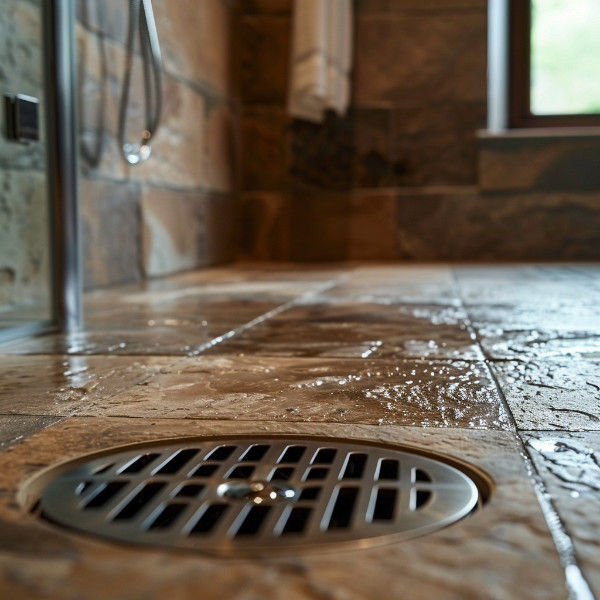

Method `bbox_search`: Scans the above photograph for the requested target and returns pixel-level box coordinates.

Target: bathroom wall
[77,0,239,288]
[238,0,600,261]
[0,0,52,315]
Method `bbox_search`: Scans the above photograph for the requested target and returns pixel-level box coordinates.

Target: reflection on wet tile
[466,298,600,360]
[100,356,508,429]
[492,360,600,430]
[0,355,175,415]
[84,299,282,330]
[323,265,459,304]
[206,302,481,360]
[524,431,600,597]
[0,415,60,450]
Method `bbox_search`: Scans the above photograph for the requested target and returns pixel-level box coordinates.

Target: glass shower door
[0,0,54,340]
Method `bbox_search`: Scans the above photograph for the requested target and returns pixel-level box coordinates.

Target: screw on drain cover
[37,436,488,554]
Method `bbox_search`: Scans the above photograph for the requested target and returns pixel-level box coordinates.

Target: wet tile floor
[0,262,599,599]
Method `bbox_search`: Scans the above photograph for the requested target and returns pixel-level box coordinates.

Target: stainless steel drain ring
[37,435,489,555]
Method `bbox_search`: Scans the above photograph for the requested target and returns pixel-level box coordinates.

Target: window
[510,0,600,127]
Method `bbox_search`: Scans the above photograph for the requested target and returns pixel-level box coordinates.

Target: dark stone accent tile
[290,112,355,191]
[205,301,482,360]
[348,191,399,259]
[395,191,600,261]
[352,109,394,187]
[492,360,600,430]
[80,178,142,289]
[355,0,391,12]
[239,0,293,15]
[387,0,486,9]
[241,108,290,191]
[523,431,600,597]
[353,12,486,108]
[239,15,291,105]
[479,135,600,193]
[392,102,485,185]
[238,192,292,259]
[204,193,237,265]
[289,191,351,261]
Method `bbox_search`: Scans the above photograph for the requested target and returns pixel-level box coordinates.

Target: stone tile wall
[0,0,52,313]
[237,0,490,260]
[237,0,600,261]
[77,0,239,288]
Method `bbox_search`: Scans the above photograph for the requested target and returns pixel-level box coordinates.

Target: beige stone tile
[141,188,209,278]
[0,170,51,312]
[492,360,600,431]
[524,431,600,597]
[0,418,565,599]
[153,0,234,97]
[80,178,142,289]
[100,355,508,429]
[0,355,175,415]
[353,11,486,108]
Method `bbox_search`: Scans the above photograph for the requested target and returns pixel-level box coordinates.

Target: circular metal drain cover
[38,436,485,554]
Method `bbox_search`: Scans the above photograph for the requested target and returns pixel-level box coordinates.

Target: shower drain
[36,436,488,554]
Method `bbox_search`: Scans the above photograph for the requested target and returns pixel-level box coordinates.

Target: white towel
[288,0,353,123]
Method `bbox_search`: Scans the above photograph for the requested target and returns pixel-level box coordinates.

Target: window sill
[478,126,600,141]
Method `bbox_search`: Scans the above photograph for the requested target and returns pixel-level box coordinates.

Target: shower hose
[118,0,163,166]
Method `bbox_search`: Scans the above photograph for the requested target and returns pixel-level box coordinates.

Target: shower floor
[0,262,599,599]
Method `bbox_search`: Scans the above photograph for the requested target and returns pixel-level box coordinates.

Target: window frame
[509,0,600,128]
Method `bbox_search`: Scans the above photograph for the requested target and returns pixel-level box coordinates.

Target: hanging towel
[288,0,353,123]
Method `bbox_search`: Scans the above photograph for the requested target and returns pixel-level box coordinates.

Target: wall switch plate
[4,93,40,143]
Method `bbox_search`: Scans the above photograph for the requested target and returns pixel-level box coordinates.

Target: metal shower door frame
[44,0,82,333]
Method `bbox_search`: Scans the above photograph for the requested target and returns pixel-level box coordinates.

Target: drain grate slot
[305,467,328,481]
[279,446,305,463]
[414,468,432,483]
[312,448,336,464]
[236,505,270,536]
[327,487,359,529]
[282,507,312,535]
[84,481,127,509]
[155,449,198,475]
[227,465,255,479]
[120,454,160,474]
[415,490,432,509]
[371,488,397,521]
[114,482,165,520]
[190,504,229,535]
[377,459,399,481]
[149,503,186,530]
[175,484,205,499]
[38,436,485,554]
[270,467,294,481]
[299,486,321,501]
[206,446,236,461]
[192,464,218,478]
[241,445,270,462]
[342,453,367,479]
